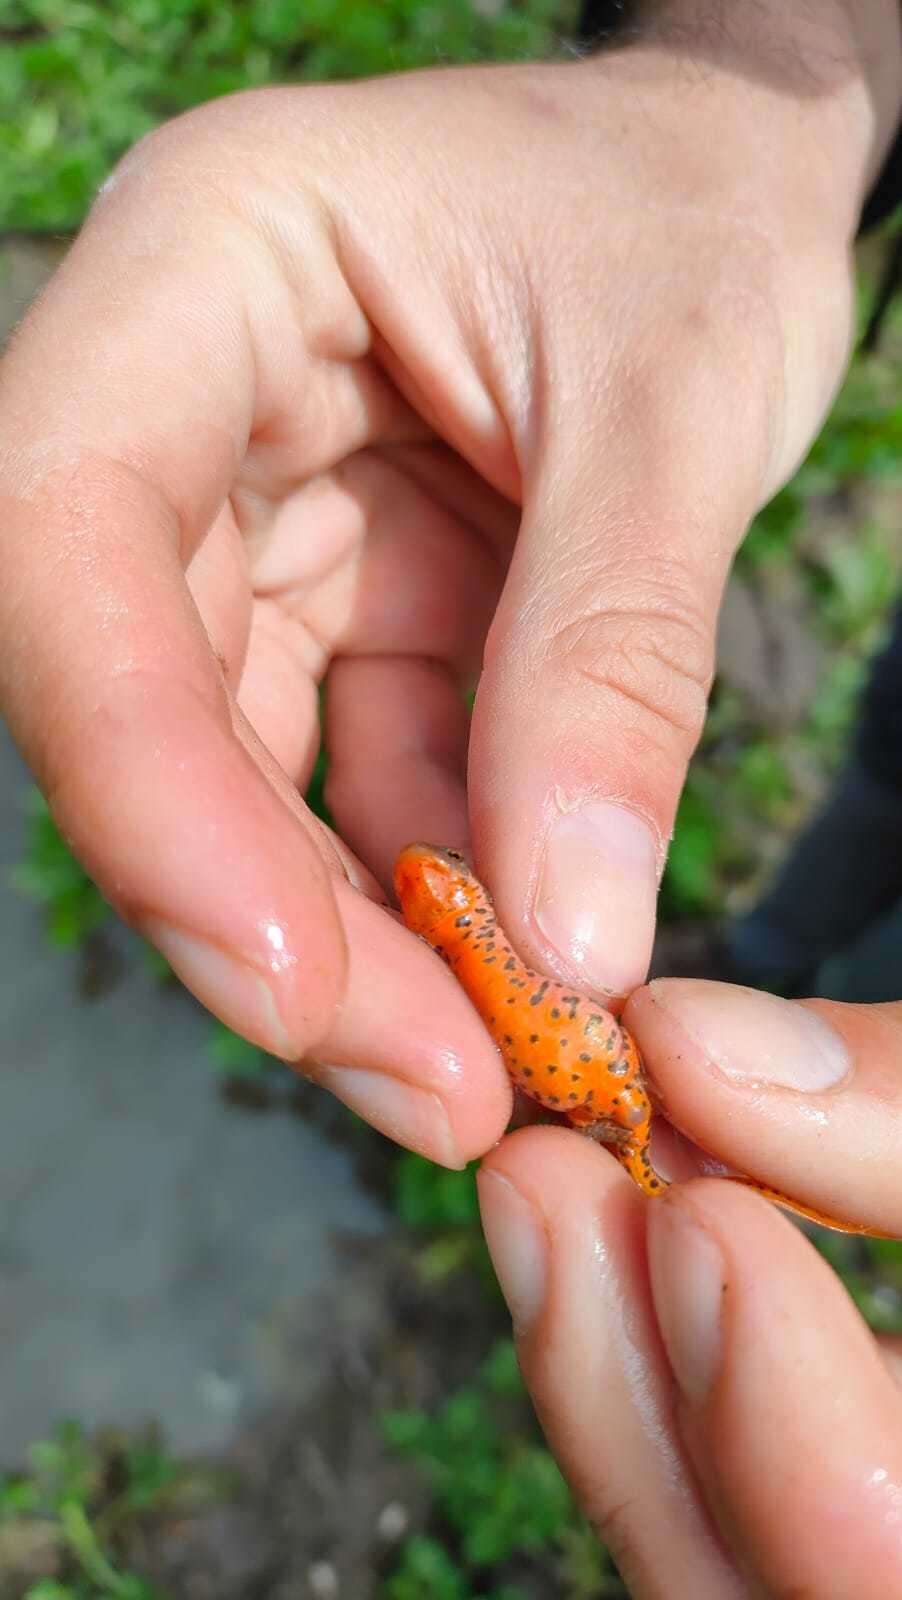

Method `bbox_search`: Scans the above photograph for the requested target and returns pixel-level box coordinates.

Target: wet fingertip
[477,1168,549,1334]
[533,799,658,997]
[312,1064,467,1169]
[645,979,851,1093]
[647,1191,727,1406]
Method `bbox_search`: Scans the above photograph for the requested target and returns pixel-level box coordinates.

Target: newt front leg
[394,843,890,1238]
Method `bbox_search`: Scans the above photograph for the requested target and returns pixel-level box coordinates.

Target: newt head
[394,843,477,939]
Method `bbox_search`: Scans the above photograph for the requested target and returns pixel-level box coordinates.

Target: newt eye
[445,848,463,861]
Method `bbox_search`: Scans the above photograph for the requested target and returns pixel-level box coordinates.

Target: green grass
[0,0,573,231]
[13,791,109,949]
[382,1339,626,1598]
[0,1421,203,1600]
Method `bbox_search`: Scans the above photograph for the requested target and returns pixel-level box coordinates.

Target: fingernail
[649,980,851,1091]
[142,920,294,1058]
[647,1198,725,1403]
[534,801,658,995]
[314,1065,465,1169]
[477,1170,548,1332]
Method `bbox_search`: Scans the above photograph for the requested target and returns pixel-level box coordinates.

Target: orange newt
[395,843,889,1238]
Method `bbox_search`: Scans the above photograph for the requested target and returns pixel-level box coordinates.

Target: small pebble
[377,1501,409,1542]
[308,1560,339,1598]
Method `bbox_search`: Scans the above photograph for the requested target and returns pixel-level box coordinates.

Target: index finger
[0,168,348,1057]
[0,149,512,1164]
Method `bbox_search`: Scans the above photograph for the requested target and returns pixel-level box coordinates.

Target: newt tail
[394,843,890,1239]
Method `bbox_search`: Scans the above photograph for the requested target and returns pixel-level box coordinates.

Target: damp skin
[395,844,890,1237]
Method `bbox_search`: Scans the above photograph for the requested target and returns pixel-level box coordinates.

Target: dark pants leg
[727,602,902,995]
[855,600,902,791]
[816,897,902,1001]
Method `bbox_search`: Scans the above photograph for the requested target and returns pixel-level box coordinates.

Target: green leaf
[740,486,804,569]
[381,1408,431,1453]
[0,1473,40,1518]
[382,1534,473,1600]
[142,942,173,981]
[14,789,111,948]
[392,1154,480,1229]
[123,1440,178,1510]
[660,781,721,916]
[304,746,332,825]
[208,1021,272,1078]
[479,1338,523,1398]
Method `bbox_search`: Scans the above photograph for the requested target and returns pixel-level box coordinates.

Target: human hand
[478,981,902,1597]
[0,6,896,1164]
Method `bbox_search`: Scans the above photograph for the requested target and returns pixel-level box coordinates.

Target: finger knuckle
[545,585,713,754]
[94,85,332,218]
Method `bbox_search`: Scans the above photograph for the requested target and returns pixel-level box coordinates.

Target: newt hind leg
[576,1116,669,1198]
[614,1137,668,1197]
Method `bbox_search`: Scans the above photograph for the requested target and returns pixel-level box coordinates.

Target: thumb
[470,357,763,1001]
